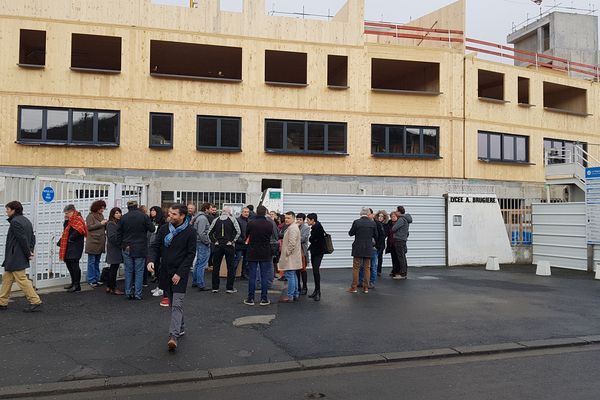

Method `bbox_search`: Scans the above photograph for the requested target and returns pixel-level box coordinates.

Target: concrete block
[381,348,458,362]
[453,342,526,355]
[299,354,387,369]
[209,361,302,378]
[518,337,588,349]
[486,256,500,271]
[536,260,551,276]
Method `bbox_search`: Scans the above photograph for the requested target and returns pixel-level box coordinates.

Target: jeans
[123,250,145,298]
[247,261,272,302]
[193,243,211,288]
[358,249,378,286]
[211,245,236,291]
[284,270,299,299]
[233,248,248,277]
[86,254,102,284]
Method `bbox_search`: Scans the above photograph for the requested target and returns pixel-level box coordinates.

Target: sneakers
[167,336,178,351]
[160,298,170,307]
[347,288,358,293]
[392,275,407,280]
[89,283,99,288]
[23,303,42,313]
[368,284,375,289]
[211,289,219,294]
[243,299,255,306]
[259,300,270,306]
[226,288,238,294]
[363,288,369,294]
[178,330,186,337]
[151,287,164,297]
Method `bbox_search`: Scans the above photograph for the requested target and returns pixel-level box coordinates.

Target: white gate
[282,193,446,268]
[0,174,147,288]
[532,202,588,271]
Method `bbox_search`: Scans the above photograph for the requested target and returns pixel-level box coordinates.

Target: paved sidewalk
[1,265,600,389]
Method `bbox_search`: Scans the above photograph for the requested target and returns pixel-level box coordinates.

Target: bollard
[486,256,500,271]
[595,263,600,280]
[536,260,551,276]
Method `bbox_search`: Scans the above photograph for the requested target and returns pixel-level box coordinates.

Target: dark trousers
[211,245,236,290]
[64,259,81,287]
[295,269,307,291]
[311,253,323,292]
[389,247,401,275]
[394,241,408,277]
[377,248,384,274]
[107,263,120,290]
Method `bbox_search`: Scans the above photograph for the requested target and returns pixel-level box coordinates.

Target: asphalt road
[33,345,600,400]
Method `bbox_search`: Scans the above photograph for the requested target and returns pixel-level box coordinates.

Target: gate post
[31,178,40,287]
[107,183,117,211]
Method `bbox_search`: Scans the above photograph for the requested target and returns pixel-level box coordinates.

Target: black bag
[324,233,334,254]
[99,267,110,284]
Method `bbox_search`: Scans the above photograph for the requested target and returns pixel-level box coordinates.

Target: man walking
[348,207,377,294]
[118,200,155,300]
[192,203,212,291]
[209,206,240,293]
[147,204,196,351]
[278,211,302,302]
[392,206,413,280]
[0,201,42,312]
[234,207,250,280]
[243,205,274,306]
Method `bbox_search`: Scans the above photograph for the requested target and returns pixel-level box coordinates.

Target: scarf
[164,219,189,248]
[59,212,88,261]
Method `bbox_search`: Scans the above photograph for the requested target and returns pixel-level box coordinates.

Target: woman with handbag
[105,207,124,295]
[307,213,326,301]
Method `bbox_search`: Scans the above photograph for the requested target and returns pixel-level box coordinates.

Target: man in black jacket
[0,201,42,312]
[148,204,196,352]
[208,206,240,293]
[348,207,378,294]
[243,205,274,306]
[118,201,155,300]
[233,207,250,280]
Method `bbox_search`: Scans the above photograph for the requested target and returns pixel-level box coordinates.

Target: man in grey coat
[392,206,413,279]
[192,202,212,291]
[0,201,42,312]
[348,207,378,294]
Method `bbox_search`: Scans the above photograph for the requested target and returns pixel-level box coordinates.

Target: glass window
[406,127,421,155]
[327,124,346,153]
[98,112,119,143]
[72,111,94,142]
[389,127,404,154]
[198,118,218,147]
[372,124,439,157]
[46,110,69,141]
[220,118,240,148]
[150,113,173,147]
[308,123,325,151]
[422,128,438,155]
[371,125,386,153]
[503,135,515,161]
[478,132,488,158]
[479,131,528,163]
[265,121,283,150]
[286,122,305,151]
[516,137,527,162]
[489,134,502,159]
[19,108,43,141]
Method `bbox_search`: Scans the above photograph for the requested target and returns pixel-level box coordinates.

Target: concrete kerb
[1,337,598,399]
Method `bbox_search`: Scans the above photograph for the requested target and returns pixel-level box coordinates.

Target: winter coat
[235,216,249,249]
[348,216,378,258]
[105,220,123,265]
[60,219,85,261]
[208,215,240,246]
[308,221,326,256]
[117,207,155,258]
[278,223,302,271]
[299,223,310,261]
[85,212,106,255]
[375,220,386,251]
[2,214,35,272]
[193,212,211,245]
[392,214,413,242]
[246,216,274,262]
[148,223,197,294]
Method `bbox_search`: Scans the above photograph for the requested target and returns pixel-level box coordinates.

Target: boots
[67,285,81,293]
[300,287,308,296]
[308,290,317,298]
[313,290,321,302]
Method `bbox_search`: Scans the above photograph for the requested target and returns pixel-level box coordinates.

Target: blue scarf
[164,219,189,248]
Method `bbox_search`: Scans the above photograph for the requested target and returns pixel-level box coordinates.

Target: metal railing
[364,21,464,47]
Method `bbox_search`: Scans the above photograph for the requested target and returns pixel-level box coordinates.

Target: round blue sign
[42,186,55,203]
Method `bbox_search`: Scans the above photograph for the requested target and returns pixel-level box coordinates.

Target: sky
[152,0,600,44]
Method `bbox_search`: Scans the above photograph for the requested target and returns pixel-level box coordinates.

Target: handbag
[99,266,110,284]
[324,233,334,254]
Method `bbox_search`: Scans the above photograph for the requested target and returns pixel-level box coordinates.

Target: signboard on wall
[586,167,600,244]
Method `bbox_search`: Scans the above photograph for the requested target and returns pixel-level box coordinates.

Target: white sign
[586,167,600,244]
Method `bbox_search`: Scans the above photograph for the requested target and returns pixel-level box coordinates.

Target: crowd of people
[0,199,412,351]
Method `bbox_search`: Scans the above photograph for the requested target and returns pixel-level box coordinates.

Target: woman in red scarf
[59,204,88,293]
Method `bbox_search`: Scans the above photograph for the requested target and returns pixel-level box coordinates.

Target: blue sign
[586,167,600,180]
[42,186,55,203]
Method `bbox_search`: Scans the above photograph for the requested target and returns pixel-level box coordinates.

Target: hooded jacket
[392,214,413,241]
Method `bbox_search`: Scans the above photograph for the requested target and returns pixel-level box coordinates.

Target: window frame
[17,105,120,147]
[264,119,348,156]
[196,115,242,152]
[478,130,529,163]
[70,33,122,73]
[370,124,440,158]
[149,112,174,149]
[18,29,46,68]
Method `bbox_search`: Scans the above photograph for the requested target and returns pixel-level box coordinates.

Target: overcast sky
[152,0,599,44]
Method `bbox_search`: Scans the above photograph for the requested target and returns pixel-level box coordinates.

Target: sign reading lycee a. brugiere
[586,167,600,244]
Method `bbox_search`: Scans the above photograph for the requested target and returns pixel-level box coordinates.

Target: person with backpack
[208,206,240,294]
[307,213,326,302]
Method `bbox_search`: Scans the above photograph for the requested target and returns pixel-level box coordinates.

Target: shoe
[127,294,135,300]
[178,331,185,337]
[314,291,321,302]
[347,288,358,293]
[160,298,170,307]
[89,283,99,288]
[105,288,112,294]
[308,290,317,298]
[368,284,375,289]
[64,284,73,290]
[134,296,143,301]
[67,286,81,293]
[363,288,369,294]
[399,275,408,280]
[226,288,238,294]
[113,289,124,295]
[243,299,255,306]
[211,289,219,293]
[293,296,299,302]
[23,303,42,313]
[392,275,406,280]
[191,283,198,288]
[198,287,210,292]
[152,288,164,297]
[300,288,308,296]
[278,297,294,303]
[167,336,178,351]
[143,283,149,288]
[259,300,270,306]
[0,305,7,311]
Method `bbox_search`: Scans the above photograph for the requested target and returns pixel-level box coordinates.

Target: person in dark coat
[385,212,401,277]
[105,207,124,295]
[374,210,389,277]
[307,213,326,302]
[149,206,169,306]
[117,200,155,300]
[348,207,377,294]
[243,205,274,306]
[358,208,383,289]
[85,200,107,287]
[392,206,413,279]
[60,204,87,293]
[233,207,250,280]
[147,204,196,352]
[0,201,42,312]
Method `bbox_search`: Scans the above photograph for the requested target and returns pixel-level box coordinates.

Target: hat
[360,207,370,216]
[127,200,138,207]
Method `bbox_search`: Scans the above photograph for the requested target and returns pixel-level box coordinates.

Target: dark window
[149,113,173,148]
[197,116,241,151]
[19,29,46,66]
[543,82,587,115]
[265,50,307,85]
[542,24,550,51]
[71,33,121,72]
[265,119,347,155]
[518,77,530,104]
[150,40,242,81]
[371,59,440,92]
[371,125,439,158]
[17,106,120,146]
[478,70,505,101]
[328,55,348,88]
[478,131,528,163]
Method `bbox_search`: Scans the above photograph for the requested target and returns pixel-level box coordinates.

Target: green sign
[269,191,281,200]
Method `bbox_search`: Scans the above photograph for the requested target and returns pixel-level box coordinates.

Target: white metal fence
[0,174,147,288]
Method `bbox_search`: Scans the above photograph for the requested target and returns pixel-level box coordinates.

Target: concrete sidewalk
[1,265,600,390]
